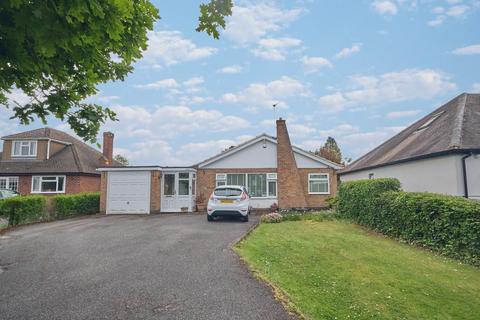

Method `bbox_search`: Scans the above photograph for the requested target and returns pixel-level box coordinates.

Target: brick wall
[298,168,337,208]
[150,171,161,213]
[1,141,12,160]
[99,172,107,214]
[10,174,100,196]
[276,119,308,209]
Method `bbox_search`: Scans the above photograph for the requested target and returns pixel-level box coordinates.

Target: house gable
[197,134,341,169]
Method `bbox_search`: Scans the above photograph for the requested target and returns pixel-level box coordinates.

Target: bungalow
[98,119,343,214]
[339,93,480,200]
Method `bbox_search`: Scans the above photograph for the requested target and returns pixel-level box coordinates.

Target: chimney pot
[102,132,114,166]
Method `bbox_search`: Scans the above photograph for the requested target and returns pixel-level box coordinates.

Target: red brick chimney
[102,132,114,166]
[276,118,307,209]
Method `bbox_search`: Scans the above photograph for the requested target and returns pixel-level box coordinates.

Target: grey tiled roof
[1,128,122,175]
[341,93,480,174]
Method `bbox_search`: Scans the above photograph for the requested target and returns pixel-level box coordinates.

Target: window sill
[31,191,66,194]
[308,192,330,195]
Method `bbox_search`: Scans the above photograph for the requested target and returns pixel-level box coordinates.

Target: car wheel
[242,216,249,222]
[207,215,214,222]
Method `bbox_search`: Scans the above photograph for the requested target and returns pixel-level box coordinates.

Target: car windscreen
[214,188,242,197]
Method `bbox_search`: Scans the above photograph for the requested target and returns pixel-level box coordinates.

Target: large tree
[315,137,343,164]
[0,0,233,142]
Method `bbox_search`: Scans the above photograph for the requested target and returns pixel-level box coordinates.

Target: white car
[207,185,250,222]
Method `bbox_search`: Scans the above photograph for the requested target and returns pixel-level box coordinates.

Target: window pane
[227,174,246,186]
[0,178,6,189]
[41,181,58,192]
[164,174,175,195]
[268,181,277,197]
[310,174,327,179]
[8,177,19,191]
[13,142,20,155]
[214,187,242,196]
[57,177,64,191]
[192,180,196,195]
[179,172,189,179]
[178,179,189,195]
[21,144,29,156]
[310,181,328,193]
[30,141,37,155]
[248,174,267,197]
[216,181,226,187]
[32,177,40,191]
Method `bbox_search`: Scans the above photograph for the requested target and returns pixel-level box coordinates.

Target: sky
[1,0,480,166]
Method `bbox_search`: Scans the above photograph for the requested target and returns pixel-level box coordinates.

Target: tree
[1,0,233,143]
[315,137,343,164]
[114,154,129,166]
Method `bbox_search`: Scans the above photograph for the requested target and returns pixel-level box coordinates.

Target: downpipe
[461,153,473,198]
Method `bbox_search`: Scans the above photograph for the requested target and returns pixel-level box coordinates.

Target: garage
[106,171,151,214]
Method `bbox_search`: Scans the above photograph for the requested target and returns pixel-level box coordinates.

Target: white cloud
[224,3,304,45]
[135,78,179,89]
[182,77,204,87]
[428,15,446,26]
[318,68,456,112]
[339,126,406,157]
[372,0,398,15]
[143,31,217,66]
[334,43,362,59]
[251,37,302,61]
[301,56,333,74]
[221,76,310,111]
[452,44,480,55]
[216,65,243,74]
[446,4,470,16]
[472,83,480,93]
[386,109,422,119]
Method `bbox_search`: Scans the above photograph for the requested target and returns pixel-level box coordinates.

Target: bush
[54,193,100,218]
[325,196,338,209]
[261,212,283,223]
[337,178,480,266]
[0,196,47,226]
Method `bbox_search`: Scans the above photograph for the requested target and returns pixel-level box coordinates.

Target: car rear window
[214,188,242,197]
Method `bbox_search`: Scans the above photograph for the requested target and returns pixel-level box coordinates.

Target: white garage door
[107,171,151,214]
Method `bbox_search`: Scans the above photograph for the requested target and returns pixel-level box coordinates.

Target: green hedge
[54,193,99,218]
[0,196,47,226]
[338,178,480,265]
[0,192,100,227]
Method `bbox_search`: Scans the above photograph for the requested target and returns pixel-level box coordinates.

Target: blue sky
[1,0,479,165]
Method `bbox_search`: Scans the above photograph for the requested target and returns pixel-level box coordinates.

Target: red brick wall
[7,174,100,196]
[99,172,107,214]
[298,168,337,208]
[276,119,307,209]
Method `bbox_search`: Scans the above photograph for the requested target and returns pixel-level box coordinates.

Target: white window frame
[0,176,19,192]
[308,173,330,195]
[215,173,277,199]
[11,140,37,157]
[31,175,66,194]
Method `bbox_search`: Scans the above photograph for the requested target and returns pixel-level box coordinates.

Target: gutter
[461,153,474,198]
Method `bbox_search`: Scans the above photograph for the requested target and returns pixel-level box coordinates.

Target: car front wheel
[207,215,214,222]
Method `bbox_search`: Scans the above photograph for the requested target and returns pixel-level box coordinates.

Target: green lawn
[235,220,480,320]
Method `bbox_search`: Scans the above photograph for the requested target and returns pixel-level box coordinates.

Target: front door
[161,172,195,212]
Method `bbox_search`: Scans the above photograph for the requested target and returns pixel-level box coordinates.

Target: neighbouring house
[98,119,343,214]
[340,93,480,200]
[0,128,120,195]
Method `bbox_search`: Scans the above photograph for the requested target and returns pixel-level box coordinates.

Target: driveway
[0,214,295,320]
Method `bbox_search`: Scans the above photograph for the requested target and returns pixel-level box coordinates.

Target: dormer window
[12,140,37,157]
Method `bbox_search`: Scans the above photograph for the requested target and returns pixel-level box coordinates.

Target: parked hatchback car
[0,189,19,199]
[207,185,250,222]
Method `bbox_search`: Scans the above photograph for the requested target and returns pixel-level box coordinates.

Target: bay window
[32,176,66,193]
[308,173,330,194]
[0,177,19,191]
[215,173,277,198]
[12,140,37,157]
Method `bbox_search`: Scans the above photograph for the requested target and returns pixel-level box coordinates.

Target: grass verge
[235,220,480,320]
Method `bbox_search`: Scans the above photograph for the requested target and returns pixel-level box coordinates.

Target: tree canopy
[113,154,129,166]
[315,137,343,164]
[0,0,233,142]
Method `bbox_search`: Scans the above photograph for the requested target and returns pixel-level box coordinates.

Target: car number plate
[220,199,234,204]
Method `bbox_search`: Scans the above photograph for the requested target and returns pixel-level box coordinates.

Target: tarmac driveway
[0,214,294,320]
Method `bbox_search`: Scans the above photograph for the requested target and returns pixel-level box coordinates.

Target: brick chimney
[276,118,307,209]
[102,132,114,166]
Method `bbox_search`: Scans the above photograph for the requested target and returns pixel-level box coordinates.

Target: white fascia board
[97,167,162,172]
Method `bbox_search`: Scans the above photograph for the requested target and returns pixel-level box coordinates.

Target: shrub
[325,196,338,209]
[261,212,283,223]
[54,193,100,218]
[337,178,480,266]
[270,202,279,213]
[0,196,47,226]
[302,210,339,222]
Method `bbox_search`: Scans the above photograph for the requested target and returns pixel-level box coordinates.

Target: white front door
[107,171,151,214]
[161,172,196,212]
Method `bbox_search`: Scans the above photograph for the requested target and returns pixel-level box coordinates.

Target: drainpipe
[461,153,473,198]
[46,139,51,160]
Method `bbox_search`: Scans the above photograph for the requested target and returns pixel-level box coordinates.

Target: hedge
[0,192,100,227]
[338,178,480,266]
[54,193,99,218]
[0,196,47,226]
